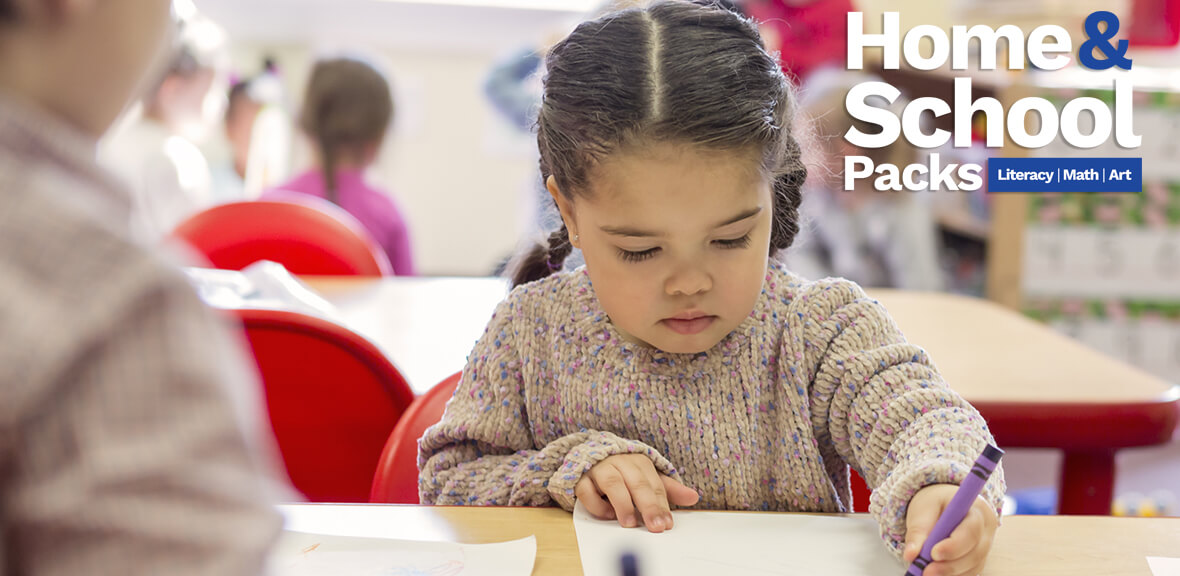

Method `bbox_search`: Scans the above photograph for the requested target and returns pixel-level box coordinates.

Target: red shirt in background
[746,0,854,83]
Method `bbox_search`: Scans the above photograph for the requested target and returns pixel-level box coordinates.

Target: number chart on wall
[1021,87,1180,382]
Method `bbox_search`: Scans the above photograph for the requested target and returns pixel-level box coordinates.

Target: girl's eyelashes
[618,247,660,263]
[714,233,752,249]
[616,234,752,263]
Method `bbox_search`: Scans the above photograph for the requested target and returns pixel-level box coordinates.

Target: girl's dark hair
[512,0,806,287]
[0,0,14,22]
[298,57,394,205]
[707,0,743,15]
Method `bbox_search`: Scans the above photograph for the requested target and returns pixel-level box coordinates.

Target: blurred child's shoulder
[767,262,873,312]
[0,170,204,403]
[3,184,194,313]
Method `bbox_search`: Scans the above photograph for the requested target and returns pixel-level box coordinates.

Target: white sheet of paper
[573,501,900,576]
[184,262,342,322]
[1148,557,1180,576]
[271,530,536,576]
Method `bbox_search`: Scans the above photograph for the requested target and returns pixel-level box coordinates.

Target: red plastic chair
[850,468,871,513]
[233,307,414,502]
[370,371,462,503]
[173,196,393,276]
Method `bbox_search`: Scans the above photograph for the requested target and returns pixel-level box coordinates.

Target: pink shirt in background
[264,169,416,275]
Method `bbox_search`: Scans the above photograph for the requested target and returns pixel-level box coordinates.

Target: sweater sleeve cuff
[869,458,1007,558]
[546,430,677,511]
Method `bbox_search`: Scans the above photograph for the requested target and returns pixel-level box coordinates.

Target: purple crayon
[904,444,1004,576]
[620,552,639,576]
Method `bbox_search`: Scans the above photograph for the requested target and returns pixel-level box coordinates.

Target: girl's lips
[662,315,716,335]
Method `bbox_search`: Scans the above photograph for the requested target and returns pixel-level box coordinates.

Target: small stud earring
[572,234,580,244]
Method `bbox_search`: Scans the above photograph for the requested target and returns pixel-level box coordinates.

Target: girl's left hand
[902,484,998,576]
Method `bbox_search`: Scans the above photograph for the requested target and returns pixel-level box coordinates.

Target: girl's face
[552,142,774,354]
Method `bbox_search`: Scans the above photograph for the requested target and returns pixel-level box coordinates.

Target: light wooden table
[280,503,1180,576]
[301,277,1180,515]
[871,290,1180,515]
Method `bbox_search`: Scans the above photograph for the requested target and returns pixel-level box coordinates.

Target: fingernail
[605,509,616,520]
[663,514,674,529]
[650,516,665,531]
[623,515,636,528]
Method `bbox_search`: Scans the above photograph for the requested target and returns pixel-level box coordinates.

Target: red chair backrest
[173,197,392,276]
[850,468,871,513]
[234,307,414,502]
[370,371,462,503]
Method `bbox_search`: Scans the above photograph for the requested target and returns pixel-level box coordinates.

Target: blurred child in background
[0,0,281,572]
[264,56,414,275]
[211,57,288,202]
[101,8,227,242]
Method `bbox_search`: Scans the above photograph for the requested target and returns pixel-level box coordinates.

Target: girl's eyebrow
[713,206,762,229]
[600,207,763,238]
[600,224,662,238]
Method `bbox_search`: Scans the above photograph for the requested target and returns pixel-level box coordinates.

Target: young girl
[101,11,225,242]
[419,2,1003,574]
[263,57,415,275]
[212,58,282,203]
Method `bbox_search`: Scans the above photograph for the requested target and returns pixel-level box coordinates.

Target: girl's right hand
[575,454,700,533]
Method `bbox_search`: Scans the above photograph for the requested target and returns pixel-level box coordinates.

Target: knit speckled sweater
[419,263,1005,555]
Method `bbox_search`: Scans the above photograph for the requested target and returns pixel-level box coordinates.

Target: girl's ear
[546,175,580,248]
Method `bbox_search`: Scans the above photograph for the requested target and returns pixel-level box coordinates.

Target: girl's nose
[664,263,712,297]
